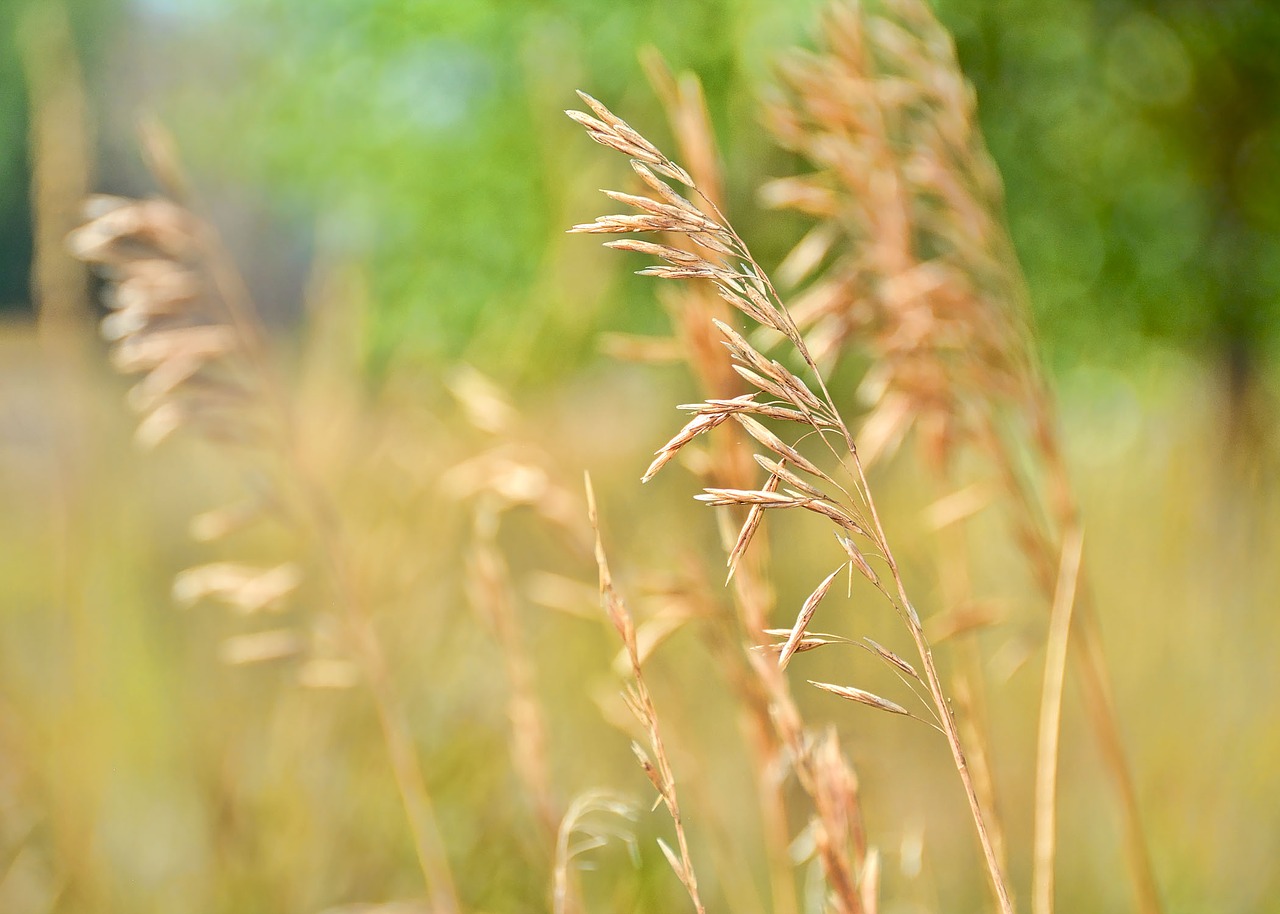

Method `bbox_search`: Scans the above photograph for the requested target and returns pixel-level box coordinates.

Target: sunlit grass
[2,320,1277,912]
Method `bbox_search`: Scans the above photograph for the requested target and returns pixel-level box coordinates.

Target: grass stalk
[586,474,707,914]
[70,180,462,913]
[1032,524,1084,914]
[210,235,464,914]
[643,57,805,914]
[853,453,1014,914]
[465,501,559,840]
[567,90,1014,913]
[932,477,1008,876]
[1039,429,1163,914]
[991,411,1163,914]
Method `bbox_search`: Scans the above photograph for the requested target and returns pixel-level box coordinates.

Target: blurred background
[1,0,1278,912]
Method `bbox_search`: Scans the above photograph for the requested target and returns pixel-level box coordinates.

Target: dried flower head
[764,0,1037,468]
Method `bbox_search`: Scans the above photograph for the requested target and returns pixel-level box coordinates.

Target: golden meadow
[2,1,1279,912]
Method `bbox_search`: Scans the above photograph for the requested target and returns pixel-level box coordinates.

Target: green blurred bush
[2,0,1279,378]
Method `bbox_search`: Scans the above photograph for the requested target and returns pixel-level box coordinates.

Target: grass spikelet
[808,681,910,717]
[778,565,846,670]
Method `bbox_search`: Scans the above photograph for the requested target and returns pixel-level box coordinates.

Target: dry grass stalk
[660,566,874,914]
[585,474,706,914]
[464,500,559,839]
[552,791,638,914]
[763,13,1024,861]
[640,56,881,914]
[567,90,1014,914]
[997,411,1162,914]
[807,681,909,717]
[927,473,1008,875]
[779,566,846,670]
[447,367,618,848]
[67,193,275,452]
[765,3,1162,910]
[68,153,460,914]
[804,726,872,914]
[1032,525,1084,914]
[447,374,584,844]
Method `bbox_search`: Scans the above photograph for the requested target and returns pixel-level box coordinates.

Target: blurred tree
[0,2,34,314]
[1,0,114,317]
[935,0,1279,460]
[940,0,1280,374]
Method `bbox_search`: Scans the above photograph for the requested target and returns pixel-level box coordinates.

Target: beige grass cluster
[762,3,1160,913]
[763,0,1034,471]
[567,87,1015,913]
[447,367,588,842]
[68,195,266,449]
[566,5,1162,912]
[52,2,1169,912]
[585,54,891,914]
[68,169,461,914]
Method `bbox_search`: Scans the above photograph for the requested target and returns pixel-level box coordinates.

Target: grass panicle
[69,142,460,914]
[568,80,1014,914]
[766,3,1162,911]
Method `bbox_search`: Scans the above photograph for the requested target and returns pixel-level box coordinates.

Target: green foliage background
[4,0,1277,380]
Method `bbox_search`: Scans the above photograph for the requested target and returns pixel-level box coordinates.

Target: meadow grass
[2,2,1278,913]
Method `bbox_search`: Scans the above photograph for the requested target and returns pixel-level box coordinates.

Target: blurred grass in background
[1,1,1279,913]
